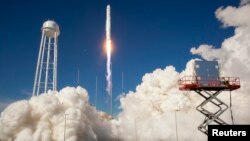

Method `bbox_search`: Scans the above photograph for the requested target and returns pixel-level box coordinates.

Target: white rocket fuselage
[106,5,111,41]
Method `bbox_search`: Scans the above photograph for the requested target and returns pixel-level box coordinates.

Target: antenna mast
[95,76,98,108]
[77,64,80,86]
[122,72,124,92]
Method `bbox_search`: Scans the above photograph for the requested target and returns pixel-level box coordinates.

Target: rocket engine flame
[106,5,112,95]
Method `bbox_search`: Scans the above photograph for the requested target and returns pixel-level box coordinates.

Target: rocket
[106,5,111,41]
[105,4,113,115]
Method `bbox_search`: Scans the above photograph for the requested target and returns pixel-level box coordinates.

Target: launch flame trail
[106,5,112,95]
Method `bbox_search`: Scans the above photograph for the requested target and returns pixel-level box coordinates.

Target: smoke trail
[106,5,112,95]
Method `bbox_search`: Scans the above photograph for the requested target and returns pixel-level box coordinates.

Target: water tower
[178,60,240,134]
[32,20,60,96]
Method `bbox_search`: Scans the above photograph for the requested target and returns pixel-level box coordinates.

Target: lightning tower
[33,20,60,96]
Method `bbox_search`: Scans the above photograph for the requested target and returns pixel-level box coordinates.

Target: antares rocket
[106,5,111,41]
[105,4,113,116]
[105,4,112,95]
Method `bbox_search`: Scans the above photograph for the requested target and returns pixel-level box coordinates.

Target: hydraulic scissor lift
[178,76,240,134]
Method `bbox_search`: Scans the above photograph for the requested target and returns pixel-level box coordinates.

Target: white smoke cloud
[191,2,250,124]
[0,87,113,141]
[241,0,250,5]
[113,1,250,141]
[191,2,250,89]
[112,64,206,140]
[0,101,11,113]
[190,45,222,61]
[215,4,250,27]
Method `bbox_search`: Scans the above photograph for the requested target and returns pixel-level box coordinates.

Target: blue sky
[0,0,239,113]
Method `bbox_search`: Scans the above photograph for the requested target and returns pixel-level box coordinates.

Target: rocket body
[106,5,111,41]
[106,5,112,95]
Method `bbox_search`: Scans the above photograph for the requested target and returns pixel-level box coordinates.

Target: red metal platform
[178,76,240,91]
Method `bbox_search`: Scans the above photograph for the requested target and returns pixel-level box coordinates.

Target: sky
[0,0,239,113]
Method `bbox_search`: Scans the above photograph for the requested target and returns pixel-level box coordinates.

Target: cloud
[190,45,222,61]
[0,100,13,113]
[113,64,205,140]
[240,0,250,5]
[0,87,113,141]
[215,4,250,27]
[190,2,250,124]
[192,2,250,91]
[114,1,250,141]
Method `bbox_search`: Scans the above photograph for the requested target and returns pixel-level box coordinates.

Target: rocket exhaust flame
[106,5,112,95]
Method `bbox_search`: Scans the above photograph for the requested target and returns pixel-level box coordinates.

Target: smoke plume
[114,1,250,140]
[0,87,113,141]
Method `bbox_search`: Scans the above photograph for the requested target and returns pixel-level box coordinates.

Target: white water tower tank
[42,20,60,37]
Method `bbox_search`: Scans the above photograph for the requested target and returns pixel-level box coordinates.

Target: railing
[178,76,240,90]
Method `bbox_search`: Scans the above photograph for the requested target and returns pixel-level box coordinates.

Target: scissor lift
[178,61,240,134]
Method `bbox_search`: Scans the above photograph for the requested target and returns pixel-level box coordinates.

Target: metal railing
[178,76,240,90]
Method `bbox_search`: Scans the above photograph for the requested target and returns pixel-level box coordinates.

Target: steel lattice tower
[33,20,60,96]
